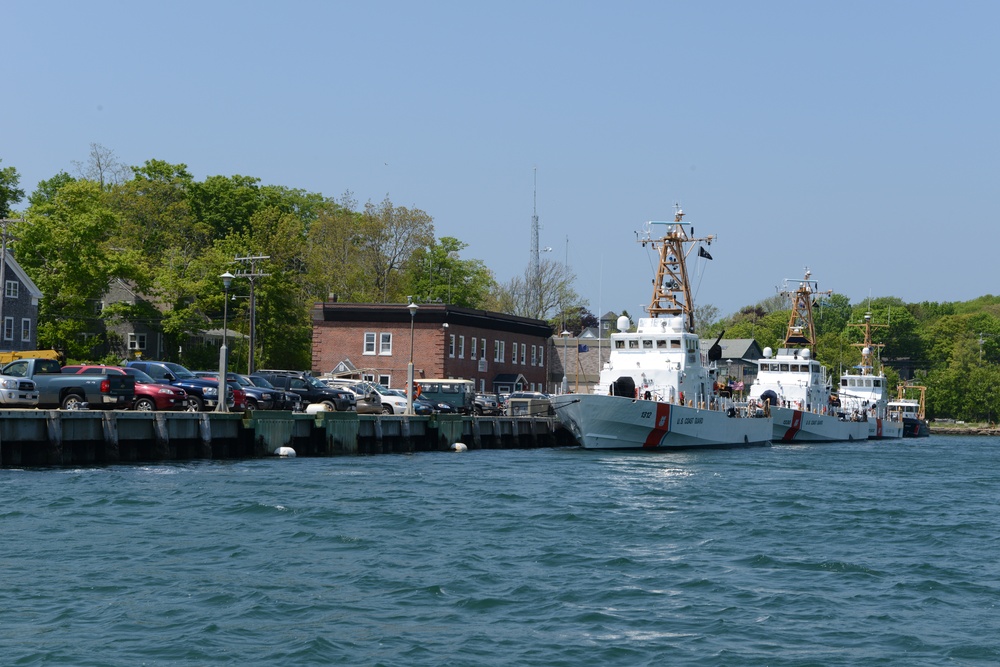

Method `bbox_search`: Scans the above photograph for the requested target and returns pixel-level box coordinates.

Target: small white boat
[749,270,869,443]
[552,209,772,450]
[837,312,904,439]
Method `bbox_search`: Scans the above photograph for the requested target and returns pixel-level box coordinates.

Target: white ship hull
[770,407,869,443]
[868,418,904,439]
[554,394,772,450]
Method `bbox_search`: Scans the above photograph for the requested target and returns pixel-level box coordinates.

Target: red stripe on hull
[643,403,672,448]
[782,410,803,441]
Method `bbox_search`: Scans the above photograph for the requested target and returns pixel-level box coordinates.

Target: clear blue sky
[5,1,998,319]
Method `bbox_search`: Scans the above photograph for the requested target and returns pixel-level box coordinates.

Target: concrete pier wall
[0,410,574,467]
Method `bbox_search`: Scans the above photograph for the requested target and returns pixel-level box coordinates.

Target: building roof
[698,337,762,361]
[313,302,553,337]
[3,251,43,303]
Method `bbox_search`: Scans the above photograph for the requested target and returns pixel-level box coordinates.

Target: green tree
[405,236,496,308]
[0,158,25,217]
[356,197,435,303]
[27,171,76,208]
[13,180,118,355]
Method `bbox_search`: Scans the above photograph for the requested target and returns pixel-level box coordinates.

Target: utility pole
[233,255,270,374]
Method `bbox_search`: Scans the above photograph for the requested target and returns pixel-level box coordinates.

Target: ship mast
[639,208,715,333]
[780,269,830,354]
[848,312,886,376]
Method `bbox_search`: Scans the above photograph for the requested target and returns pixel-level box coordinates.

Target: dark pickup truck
[0,357,135,409]
[254,370,355,411]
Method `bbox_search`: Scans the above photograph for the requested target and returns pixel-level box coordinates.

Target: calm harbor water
[2,435,998,666]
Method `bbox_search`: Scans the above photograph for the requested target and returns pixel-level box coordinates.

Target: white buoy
[274,447,297,457]
[451,442,468,452]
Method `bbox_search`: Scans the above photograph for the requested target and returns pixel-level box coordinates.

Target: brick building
[312,302,553,394]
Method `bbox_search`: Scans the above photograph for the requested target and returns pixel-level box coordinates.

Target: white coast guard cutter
[749,271,869,443]
[837,312,904,439]
[551,209,771,449]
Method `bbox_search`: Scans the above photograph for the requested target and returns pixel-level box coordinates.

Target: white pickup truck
[0,370,39,407]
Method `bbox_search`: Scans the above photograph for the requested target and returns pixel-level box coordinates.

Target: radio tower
[530,167,540,316]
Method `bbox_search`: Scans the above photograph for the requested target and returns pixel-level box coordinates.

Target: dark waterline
[2,436,998,666]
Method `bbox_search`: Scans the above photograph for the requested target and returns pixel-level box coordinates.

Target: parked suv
[473,393,500,416]
[126,360,226,412]
[254,370,355,412]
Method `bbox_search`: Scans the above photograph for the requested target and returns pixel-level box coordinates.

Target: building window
[379,333,392,355]
[539,345,543,366]
[5,280,18,299]
[379,374,390,386]
[531,345,537,366]
[20,318,30,343]
[481,338,486,360]
[471,337,478,360]
[521,343,526,365]
[458,335,465,359]
[362,373,375,382]
[494,340,504,362]
[128,333,147,350]
[449,334,456,358]
[364,332,376,355]
[2,317,12,341]
[511,341,517,364]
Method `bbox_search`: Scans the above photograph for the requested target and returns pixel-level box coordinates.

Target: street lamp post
[216,272,235,413]
[560,329,571,394]
[407,299,419,415]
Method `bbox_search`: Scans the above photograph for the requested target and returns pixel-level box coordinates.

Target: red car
[62,365,189,411]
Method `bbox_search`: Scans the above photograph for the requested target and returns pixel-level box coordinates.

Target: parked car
[473,393,500,416]
[195,371,278,411]
[253,370,355,412]
[125,360,227,412]
[387,389,434,415]
[321,378,382,415]
[63,365,188,411]
[246,374,304,411]
[387,388,453,414]
[2,357,134,410]
[372,385,408,414]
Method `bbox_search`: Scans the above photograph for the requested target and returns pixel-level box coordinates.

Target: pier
[0,410,574,467]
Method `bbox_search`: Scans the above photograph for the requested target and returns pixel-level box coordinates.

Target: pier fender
[450,442,468,452]
[274,446,297,457]
[305,403,330,414]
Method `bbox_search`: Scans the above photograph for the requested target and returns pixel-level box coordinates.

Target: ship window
[615,340,625,349]
[865,379,872,387]
[642,339,653,349]
[628,339,639,349]
[841,378,848,386]
[780,364,789,372]
[671,339,681,349]
[873,379,881,387]
[656,339,667,348]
